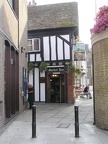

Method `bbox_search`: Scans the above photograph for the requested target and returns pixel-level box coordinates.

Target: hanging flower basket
[67,62,82,77]
[28,62,35,74]
[91,5,108,34]
[39,61,47,72]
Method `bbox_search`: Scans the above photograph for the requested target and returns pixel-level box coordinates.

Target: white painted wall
[57,37,63,60]
[64,43,70,59]
[40,71,45,101]
[34,68,39,101]
[51,36,56,60]
[60,35,69,41]
[40,71,45,77]
[40,83,45,101]
[43,37,50,61]
[29,73,33,85]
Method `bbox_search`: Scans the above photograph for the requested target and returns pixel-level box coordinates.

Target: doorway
[50,75,60,103]
[47,73,66,103]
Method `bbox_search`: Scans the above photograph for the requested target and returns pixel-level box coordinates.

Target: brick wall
[93,38,108,130]
[67,73,75,104]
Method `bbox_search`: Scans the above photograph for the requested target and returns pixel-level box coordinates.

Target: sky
[27,0,108,48]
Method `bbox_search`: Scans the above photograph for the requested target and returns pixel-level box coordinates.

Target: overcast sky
[27,0,108,47]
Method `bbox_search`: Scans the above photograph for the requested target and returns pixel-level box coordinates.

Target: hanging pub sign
[73,51,86,61]
[73,44,86,51]
[72,43,87,61]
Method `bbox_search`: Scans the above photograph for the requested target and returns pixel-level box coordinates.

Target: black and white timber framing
[27,2,79,102]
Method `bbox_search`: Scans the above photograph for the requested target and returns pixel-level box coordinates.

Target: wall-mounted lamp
[21,47,25,53]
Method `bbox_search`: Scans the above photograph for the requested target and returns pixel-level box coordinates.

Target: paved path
[0,97,108,144]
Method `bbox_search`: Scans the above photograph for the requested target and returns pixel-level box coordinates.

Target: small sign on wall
[40,77,46,83]
[47,67,64,72]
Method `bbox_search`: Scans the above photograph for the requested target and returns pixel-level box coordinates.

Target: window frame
[33,38,40,51]
[28,38,40,52]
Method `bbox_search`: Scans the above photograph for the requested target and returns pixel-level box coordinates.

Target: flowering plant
[91,5,108,34]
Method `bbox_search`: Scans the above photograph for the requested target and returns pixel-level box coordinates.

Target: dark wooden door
[5,41,19,119]
[5,44,11,118]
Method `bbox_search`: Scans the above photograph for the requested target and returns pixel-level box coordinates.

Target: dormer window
[27,38,40,52]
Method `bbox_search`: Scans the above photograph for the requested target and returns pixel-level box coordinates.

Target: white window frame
[27,38,40,52]
[27,39,32,52]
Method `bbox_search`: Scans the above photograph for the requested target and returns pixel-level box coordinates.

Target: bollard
[74,105,79,137]
[32,105,36,138]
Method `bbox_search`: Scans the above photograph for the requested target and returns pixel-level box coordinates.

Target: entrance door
[47,73,66,103]
[50,75,60,103]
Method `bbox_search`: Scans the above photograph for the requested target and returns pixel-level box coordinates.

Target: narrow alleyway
[0,98,108,144]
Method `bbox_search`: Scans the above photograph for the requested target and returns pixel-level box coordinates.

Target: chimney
[29,2,31,5]
[32,0,35,3]
[32,0,36,5]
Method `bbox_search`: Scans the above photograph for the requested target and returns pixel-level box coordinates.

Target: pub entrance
[47,73,66,103]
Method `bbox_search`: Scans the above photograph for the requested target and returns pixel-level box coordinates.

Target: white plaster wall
[64,43,70,59]
[57,37,63,60]
[40,71,45,77]
[51,36,56,60]
[43,37,50,61]
[40,83,45,101]
[60,35,69,41]
[29,73,33,85]
[34,68,39,101]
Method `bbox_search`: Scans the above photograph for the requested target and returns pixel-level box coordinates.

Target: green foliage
[67,62,76,73]
[28,63,35,74]
[39,61,47,72]
[67,62,82,77]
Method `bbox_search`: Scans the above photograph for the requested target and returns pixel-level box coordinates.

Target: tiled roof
[28,2,78,30]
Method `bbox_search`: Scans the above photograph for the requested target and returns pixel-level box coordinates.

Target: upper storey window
[28,38,40,52]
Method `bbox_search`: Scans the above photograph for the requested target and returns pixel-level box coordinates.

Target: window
[27,39,32,51]
[33,38,40,51]
[27,38,40,51]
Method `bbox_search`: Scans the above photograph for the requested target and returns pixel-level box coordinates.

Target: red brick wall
[67,73,75,104]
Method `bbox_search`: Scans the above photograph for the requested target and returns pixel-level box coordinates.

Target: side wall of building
[91,29,108,130]
[19,0,28,111]
[3,0,18,48]
[0,0,19,128]
[0,0,27,128]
